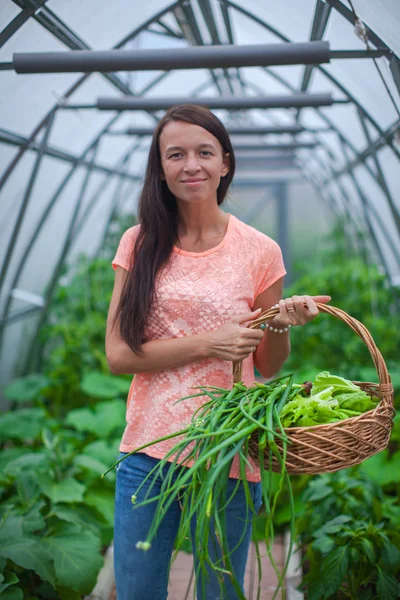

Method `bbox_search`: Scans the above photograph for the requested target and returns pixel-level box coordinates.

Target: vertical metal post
[276,182,291,285]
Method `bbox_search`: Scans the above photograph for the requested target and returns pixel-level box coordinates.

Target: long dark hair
[115,104,236,353]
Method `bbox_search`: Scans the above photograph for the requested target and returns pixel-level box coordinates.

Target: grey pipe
[13,41,330,73]
[95,92,334,111]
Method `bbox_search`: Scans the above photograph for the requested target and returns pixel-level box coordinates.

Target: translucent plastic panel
[0,157,82,314]
[46,0,172,49]
[70,175,135,263]
[47,77,127,155]
[144,68,212,98]
[231,0,316,44]
[319,102,369,153]
[0,1,20,28]
[0,316,40,387]
[357,158,400,268]
[323,10,398,129]
[337,173,367,227]
[0,19,78,135]
[94,136,141,169]
[376,146,400,212]
[241,66,300,97]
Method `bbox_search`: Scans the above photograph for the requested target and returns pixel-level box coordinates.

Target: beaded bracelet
[259,303,292,334]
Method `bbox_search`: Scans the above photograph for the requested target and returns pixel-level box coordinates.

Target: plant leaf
[37,473,85,504]
[376,567,400,600]
[84,486,115,525]
[312,535,335,554]
[0,533,55,587]
[0,586,24,600]
[80,372,127,398]
[73,454,109,475]
[43,524,103,594]
[0,571,19,594]
[66,400,125,438]
[4,374,50,403]
[0,408,46,442]
[320,546,349,597]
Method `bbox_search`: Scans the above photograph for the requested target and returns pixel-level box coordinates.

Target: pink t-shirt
[112,214,286,482]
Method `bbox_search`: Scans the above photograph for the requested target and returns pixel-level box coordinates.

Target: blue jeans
[114,452,262,600]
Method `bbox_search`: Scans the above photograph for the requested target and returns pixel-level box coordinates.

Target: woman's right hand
[202,309,264,361]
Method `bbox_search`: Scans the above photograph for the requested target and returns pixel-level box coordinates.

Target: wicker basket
[232,303,396,475]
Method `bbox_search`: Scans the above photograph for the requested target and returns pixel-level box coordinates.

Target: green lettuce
[334,391,378,413]
[280,395,340,428]
[311,371,360,396]
[278,371,379,427]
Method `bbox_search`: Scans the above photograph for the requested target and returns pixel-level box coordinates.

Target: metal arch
[356,109,400,233]
[0,5,184,311]
[1,0,399,333]
[301,0,332,93]
[223,0,400,171]
[9,0,133,96]
[0,112,55,296]
[0,127,142,178]
[0,1,183,193]
[24,140,143,372]
[0,0,48,48]
[228,52,400,245]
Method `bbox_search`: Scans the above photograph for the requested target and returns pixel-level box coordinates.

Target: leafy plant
[297,469,400,599]
[0,216,135,597]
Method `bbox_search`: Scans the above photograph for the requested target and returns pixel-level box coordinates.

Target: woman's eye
[200,151,212,156]
[170,153,182,159]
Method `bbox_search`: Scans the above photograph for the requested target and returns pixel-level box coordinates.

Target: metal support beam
[112,124,307,136]
[324,0,393,54]
[0,0,47,48]
[235,156,298,170]
[198,0,236,94]
[0,305,42,327]
[231,177,302,187]
[233,142,317,151]
[90,93,338,112]
[10,1,135,95]
[330,49,392,59]
[323,119,400,185]
[390,56,400,97]
[0,126,141,180]
[11,41,331,73]
[301,0,331,92]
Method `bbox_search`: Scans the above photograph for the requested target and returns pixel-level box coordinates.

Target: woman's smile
[180,177,207,186]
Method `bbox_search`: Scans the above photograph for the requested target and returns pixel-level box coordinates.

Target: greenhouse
[0,0,399,598]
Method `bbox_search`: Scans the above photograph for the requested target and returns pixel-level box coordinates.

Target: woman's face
[158,120,229,205]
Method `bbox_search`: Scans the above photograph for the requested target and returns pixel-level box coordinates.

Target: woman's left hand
[269,295,331,329]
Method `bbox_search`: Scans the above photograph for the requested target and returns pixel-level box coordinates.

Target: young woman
[106,104,330,599]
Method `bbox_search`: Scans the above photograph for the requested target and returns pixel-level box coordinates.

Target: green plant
[0,216,135,598]
[297,469,400,599]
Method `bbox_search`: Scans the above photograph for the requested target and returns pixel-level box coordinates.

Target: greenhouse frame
[0,1,399,599]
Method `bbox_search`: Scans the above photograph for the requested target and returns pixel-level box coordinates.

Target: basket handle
[232,302,393,406]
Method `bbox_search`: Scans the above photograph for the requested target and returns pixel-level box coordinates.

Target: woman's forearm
[254,329,291,379]
[107,332,213,375]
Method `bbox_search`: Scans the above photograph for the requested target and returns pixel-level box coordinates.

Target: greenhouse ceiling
[0,0,400,385]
